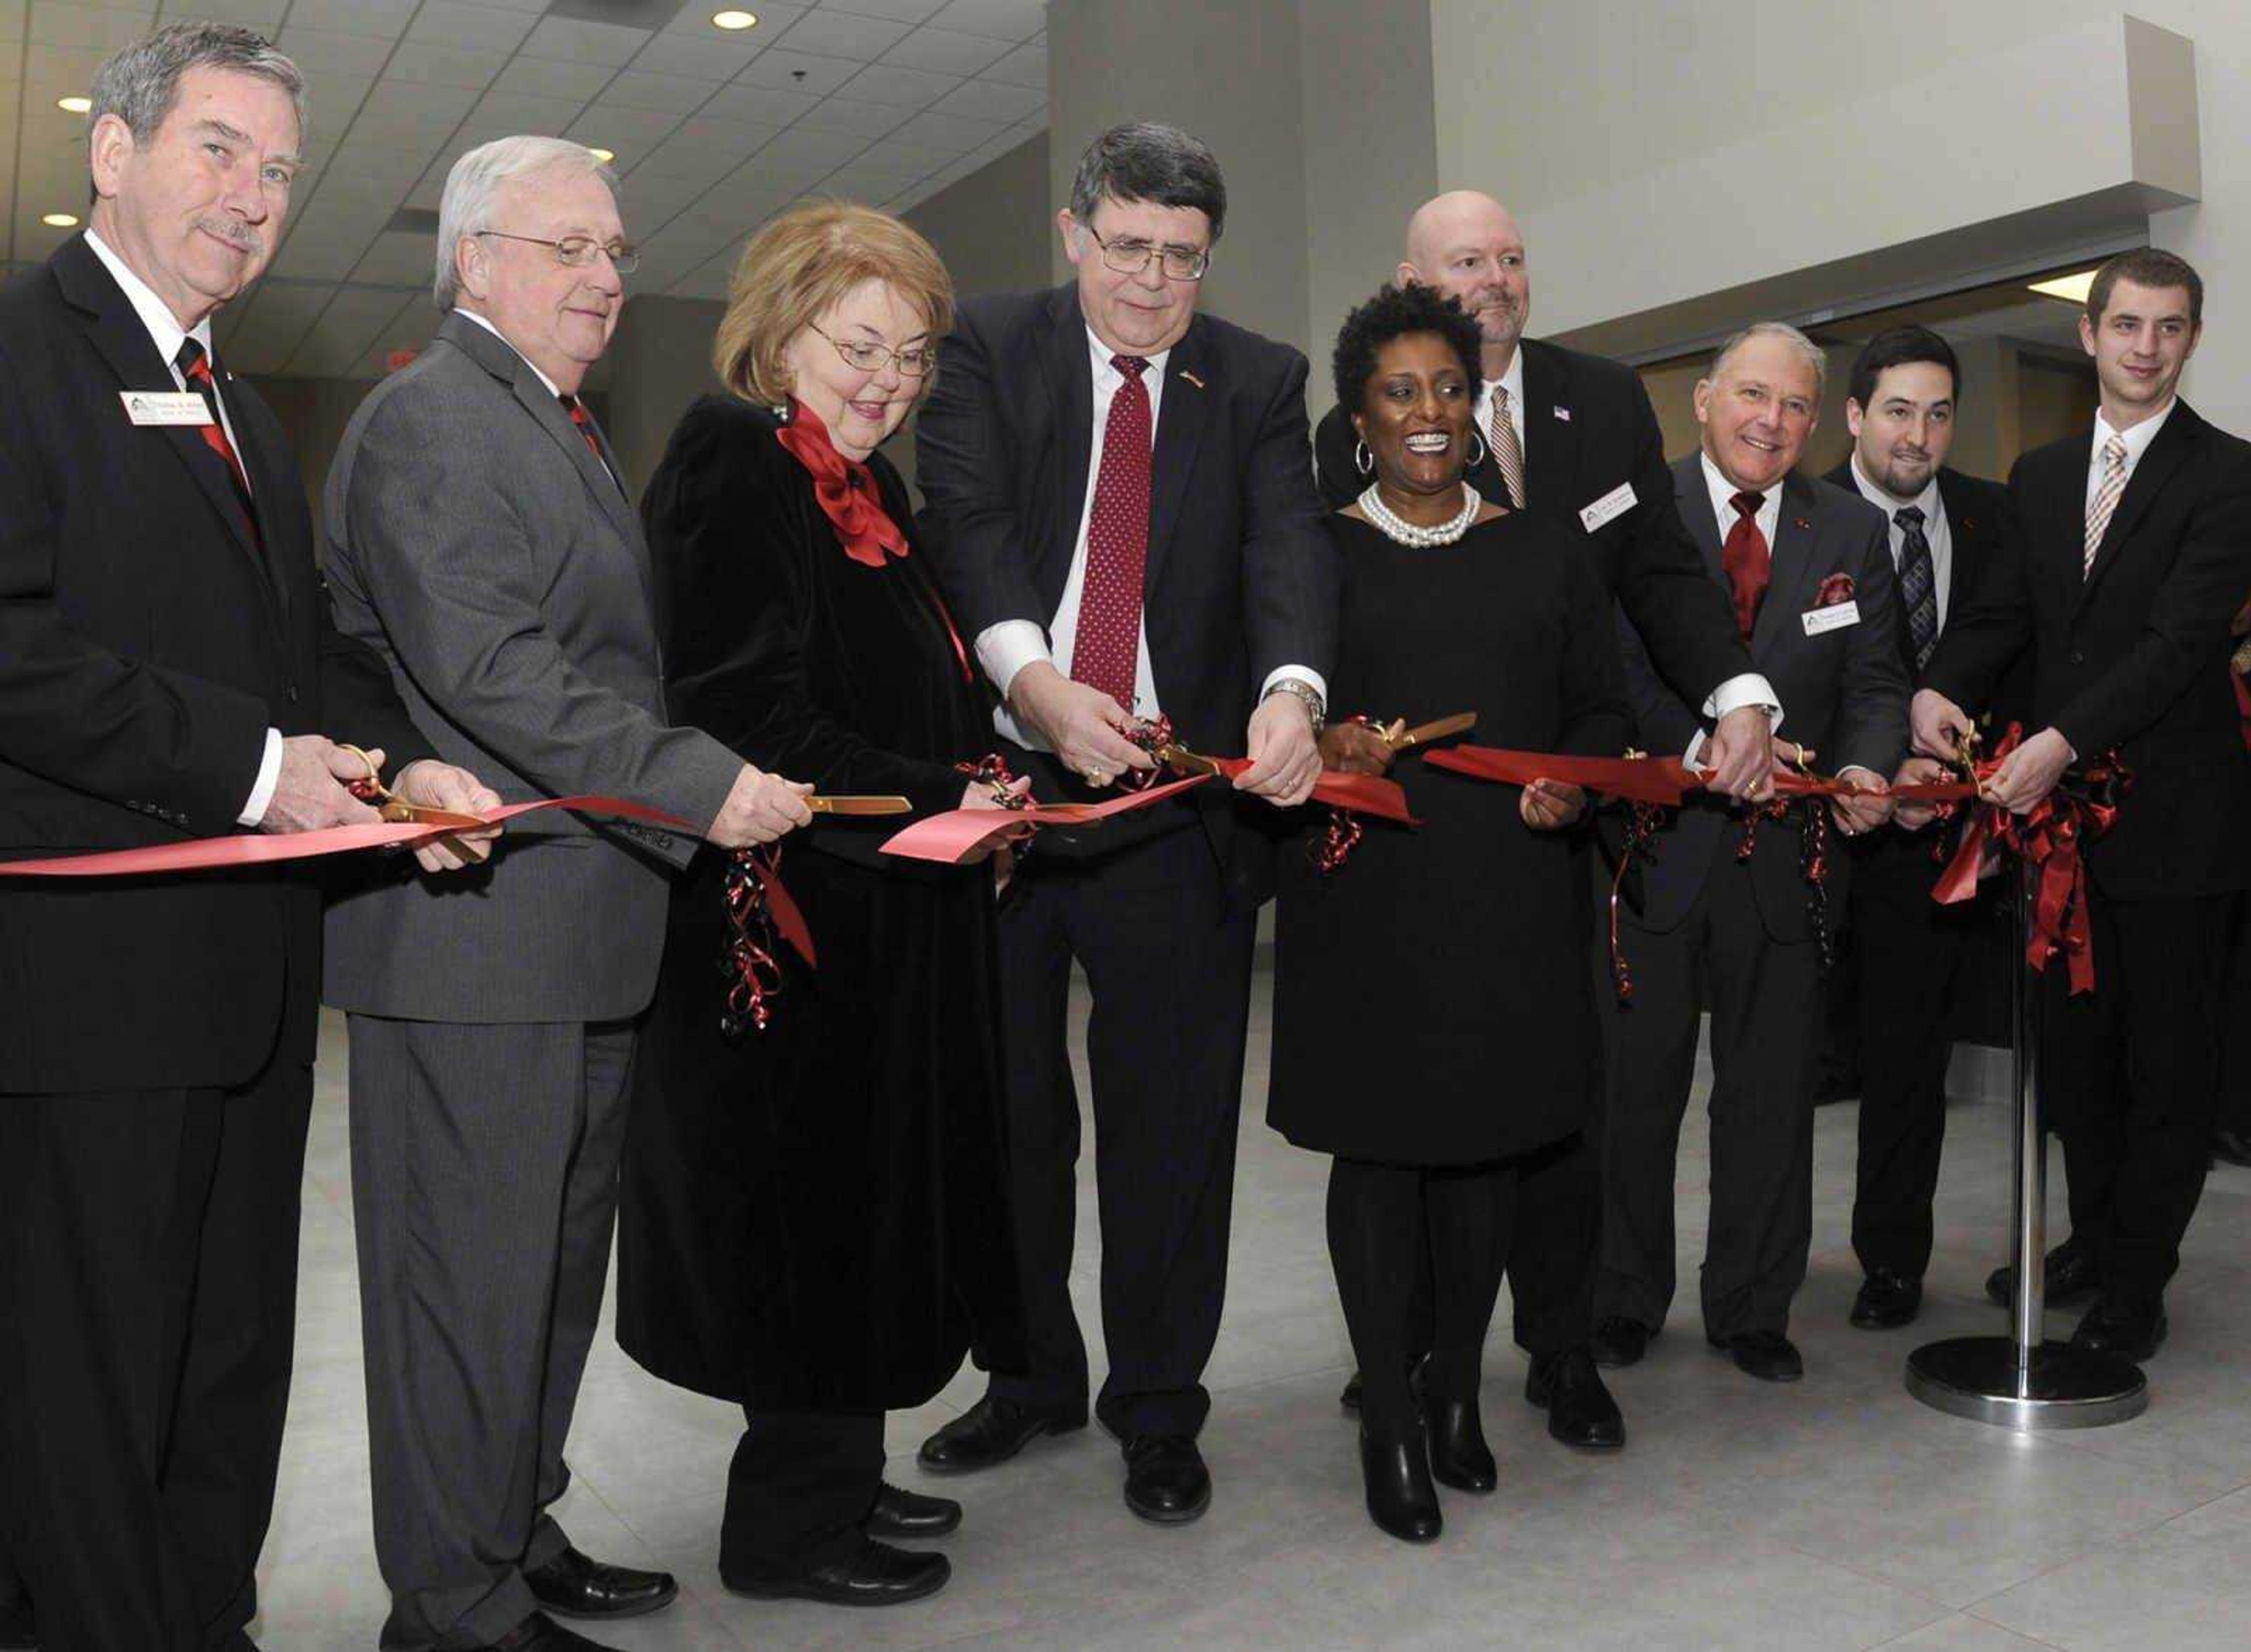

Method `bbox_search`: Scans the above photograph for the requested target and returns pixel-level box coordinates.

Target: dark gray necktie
[1895,505,1937,671]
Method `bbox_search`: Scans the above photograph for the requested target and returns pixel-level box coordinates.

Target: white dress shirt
[976,325,1325,750]
[1472,349,1527,477]
[85,229,283,827]
[2086,397,2176,518]
[1848,452,1952,634]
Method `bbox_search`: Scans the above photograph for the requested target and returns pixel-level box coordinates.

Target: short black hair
[1848,325,1960,409]
[2086,247,2204,328]
[1331,283,1484,416]
[1067,122,1226,241]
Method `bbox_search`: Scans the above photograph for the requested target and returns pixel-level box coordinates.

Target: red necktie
[1070,355,1151,711]
[1721,489,1769,642]
[561,394,610,470]
[175,339,259,546]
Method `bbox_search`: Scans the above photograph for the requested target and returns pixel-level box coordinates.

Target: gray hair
[1709,321,1828,401]
[89,21,307,152]
[434,135,619,311]
[1067,121,1227,241]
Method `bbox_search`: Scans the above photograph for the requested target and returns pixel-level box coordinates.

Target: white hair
[434,135,618,311]
[1709,320,1828,400]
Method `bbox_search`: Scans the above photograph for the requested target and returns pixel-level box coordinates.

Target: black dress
[617,397,1024,1415]
[1269,508,1628,1165]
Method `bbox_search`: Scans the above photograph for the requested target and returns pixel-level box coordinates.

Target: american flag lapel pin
[1180,371,1206,390]
[1553,406,1570,421]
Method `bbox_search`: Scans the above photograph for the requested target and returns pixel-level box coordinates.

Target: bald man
[1315,191,1777,1451]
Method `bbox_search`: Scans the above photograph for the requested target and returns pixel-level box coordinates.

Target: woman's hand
[1890,755,1954,832]
[1519,777,1586,831]
[1318,719,1398,777]
[959,774,1034,865]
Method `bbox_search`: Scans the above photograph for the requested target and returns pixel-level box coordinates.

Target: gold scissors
[335,743,488,828]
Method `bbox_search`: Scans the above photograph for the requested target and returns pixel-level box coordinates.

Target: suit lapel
[1145,322,1209,591]
[1516,341,1580,511]
[1672,457,1725,578]
[1041,287,1094,580]
[2079,403,2199,607]
[1751,473,1818,656]
[224,365,294,615]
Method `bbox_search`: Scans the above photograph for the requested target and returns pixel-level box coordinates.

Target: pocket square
[1815,572,1856,608]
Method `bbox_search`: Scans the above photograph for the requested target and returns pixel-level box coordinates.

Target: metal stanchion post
[1905,859,2147,1428]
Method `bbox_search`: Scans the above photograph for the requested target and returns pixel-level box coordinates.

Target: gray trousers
[348,1015,636,1651]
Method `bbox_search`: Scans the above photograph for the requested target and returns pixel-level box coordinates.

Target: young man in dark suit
[1819,328,2022,1331]
[1916,249,2251,1361]
[912,123,1335,1523]
[1596,324,1910,1384]
[0,25,497,1650]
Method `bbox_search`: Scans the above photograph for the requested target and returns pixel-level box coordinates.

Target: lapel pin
[1552,406,1570,421]
[1179,371,1205,390]
[1794,517,1812,531]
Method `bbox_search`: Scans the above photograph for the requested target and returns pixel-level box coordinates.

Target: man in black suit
[0,26,496,1650]
[1817,328,2021,1331]
[912,123,1334,1523]
[1916,249,2251,1361]
[1596,324,1910,1384]
[1313,190,1780,1446]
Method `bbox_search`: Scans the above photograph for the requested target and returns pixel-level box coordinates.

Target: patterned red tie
[1069,355,1152,710]
[1721,488,1770,642]
[561,394,610,470]
[175,338,258,546]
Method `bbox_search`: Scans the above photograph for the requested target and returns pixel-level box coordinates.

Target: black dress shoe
[864,1481,961,1539]
[1339,1369,1363,1409]
[1985,1235,2100,1307]
[1849,1269,1923,1330]
[0,1598,33,1651]
[481,1612,621,1651]
[1121,1433,1211,1524]
[1420,1391,1497,1492]
[1524,1349,1626,1449]
[725,1538,950,1607]
[1711,1329,1804,1382]
[1358,1416,1442,1543]
[917,1396,1084,1474]
[2069,1296,2167,1361]
[523,1547,676,1622]
[1590,1316,1652,1369]
[2214,1128,2251,1168]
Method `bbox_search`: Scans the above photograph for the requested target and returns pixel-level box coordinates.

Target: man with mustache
[0,23,500,1649]
[322,137,812,1652]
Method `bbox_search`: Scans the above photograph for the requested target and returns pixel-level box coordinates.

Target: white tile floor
[256,971,2251,1650]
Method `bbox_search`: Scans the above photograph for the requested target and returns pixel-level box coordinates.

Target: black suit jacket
[1620,460,1910,940]
[1314,335,1750,708]
[0,235,427,1092]
[914,283,1338,898]
[1923,401,2251,900]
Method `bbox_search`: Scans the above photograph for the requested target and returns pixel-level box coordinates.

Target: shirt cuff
[1260,665,1329,706]
[1837,765,1883,788]
[1683,728,1708,771]
[237,726,284,827]
[1703,672,1783,736]
[975,620,1050,702]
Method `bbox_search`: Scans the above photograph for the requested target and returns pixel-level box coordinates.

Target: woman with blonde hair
[616,200,1024,1609]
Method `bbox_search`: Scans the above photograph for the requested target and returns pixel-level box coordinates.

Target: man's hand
[1912,688,1976,760]
[1701,705,1776,800]
[1983,726,2073,815]
[1520,778,1586,831]
[1830,767,1893,835]
[708,763,814,848]
[392,760,505,872]
[1236,691,1320,807]
[261,735,384,834]
[1009,662,1152,787]
[1317,719,1396,777]
[1890,755,1955,832]
[958,773,1035,867]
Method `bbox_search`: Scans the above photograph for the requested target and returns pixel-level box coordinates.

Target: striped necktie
[1895,505,1939,671]
[175,338,259,546]
[1489,383,1526,509]
[2085,434,2128,577]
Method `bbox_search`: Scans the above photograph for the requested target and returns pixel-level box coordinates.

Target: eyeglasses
[809,323,938,379]
[477,230,640,274]
[1081,224,1210,282]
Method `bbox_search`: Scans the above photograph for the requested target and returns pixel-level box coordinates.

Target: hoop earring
[1465,430,1488,472]
[1355,440,1373,477]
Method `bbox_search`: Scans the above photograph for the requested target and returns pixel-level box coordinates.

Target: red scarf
[773,399,909,569]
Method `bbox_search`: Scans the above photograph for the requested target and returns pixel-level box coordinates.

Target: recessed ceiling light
[43,212,80,228]
[587,146,617,163]
[712,9,759,29]
[57,95,93,114]
[2028,270,2097,304]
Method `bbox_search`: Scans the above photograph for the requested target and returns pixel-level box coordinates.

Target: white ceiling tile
[185,0,288,30]
[380,42,509,93]
[25,44,115,91]
[628,124,773,187]
[350,229,440,287]
[744,124,869,172]
[980,39,1046,90]
[288,286,415,376]
[925,0,1047,42]
[616,171,705,222]
[833,62,960,109]
[697,83,820,126]
[285,0,418,39]
[518,16,652,69]
[597,73,722,117]
[879,25,1010,77]
[565,106,685,158]
[774,9,912,62]
[882,108,1008,154]
[928,74,1042,123]
[274,26,399,80]
[225,280,337,368]
[489,55,617,102]
[27,5,152,53]
[732,50,863,96]
[791,97,908,140]
[661,2,805,36]
[403,2,540,55]
[465,91,591,138]
[817,0,948,22]
[271,224,377,283]
[625,30,768,83]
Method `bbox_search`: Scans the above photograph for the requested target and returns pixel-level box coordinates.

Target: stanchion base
[1905,1337,2147,1430]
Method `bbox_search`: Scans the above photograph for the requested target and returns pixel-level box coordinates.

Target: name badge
[1803,600,1861,637]
[1579,481,1636,534]
[121,390,212,427]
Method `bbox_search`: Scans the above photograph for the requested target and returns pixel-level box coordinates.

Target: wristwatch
[1261,677,1326,735]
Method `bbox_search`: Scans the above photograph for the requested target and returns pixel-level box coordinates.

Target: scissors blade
[1158,743,1224,778]
[1390,711,1478,749]
[808,795,914,815]
[378,801,491,830]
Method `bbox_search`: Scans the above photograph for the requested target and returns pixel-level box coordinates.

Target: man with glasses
[322,135,811,1652]
[913,122,1337,1524]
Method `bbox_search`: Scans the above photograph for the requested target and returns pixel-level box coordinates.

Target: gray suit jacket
[321,311,741,1022]
[1617,457,1909,939]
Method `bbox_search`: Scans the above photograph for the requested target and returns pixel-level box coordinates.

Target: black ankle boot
[1421,1391,1497,1493]
[1358,1415,1442,1542]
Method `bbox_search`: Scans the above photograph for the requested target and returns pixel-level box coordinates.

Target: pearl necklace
[1358,482,1483,548]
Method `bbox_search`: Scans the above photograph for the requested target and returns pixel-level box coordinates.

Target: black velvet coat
[616,397,1024,1412]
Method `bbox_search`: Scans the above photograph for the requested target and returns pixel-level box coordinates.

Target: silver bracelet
[1261,677,1326,735]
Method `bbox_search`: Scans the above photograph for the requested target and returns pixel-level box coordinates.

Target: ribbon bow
[773,399,909,569]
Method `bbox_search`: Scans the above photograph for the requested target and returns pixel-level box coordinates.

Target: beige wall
[604,293,726,499]
[905,130,1053,303]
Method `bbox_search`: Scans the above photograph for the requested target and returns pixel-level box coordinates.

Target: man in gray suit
[1592,324,1910,1385]
[322,137,812,1652]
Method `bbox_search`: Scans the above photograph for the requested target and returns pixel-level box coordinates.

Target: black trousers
[2221,902,2251,1136]
[0,1051,311,1652]
[1328,1158,1515,1425]
[719,1411,885,1575]
[987,824,1257,1440]
[1846,859,1981,1282]
[2041,889,2242,1307]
